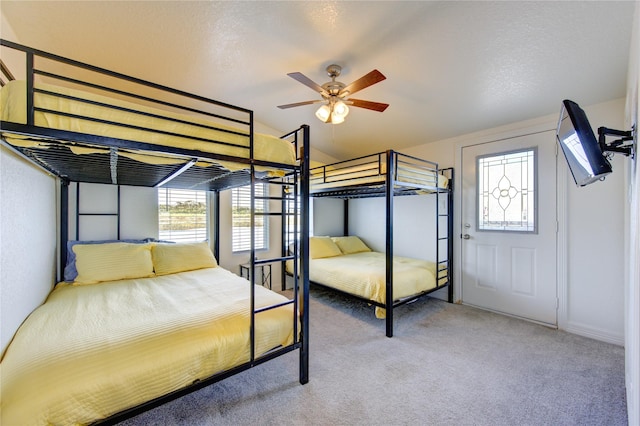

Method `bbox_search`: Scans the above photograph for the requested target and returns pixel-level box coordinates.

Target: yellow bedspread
[0,267,295,426]
[288,251,439,318]
[0,80,297,170]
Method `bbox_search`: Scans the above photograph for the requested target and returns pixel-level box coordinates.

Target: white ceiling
[0,1,635,160]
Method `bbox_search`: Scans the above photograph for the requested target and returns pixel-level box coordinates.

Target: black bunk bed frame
[310,149,454,338]
[0,39,310,425]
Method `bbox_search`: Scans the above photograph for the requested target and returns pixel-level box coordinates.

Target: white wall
[624,3,639,424]
[0,146,57,355]
[312,198,344,237]
[347,195,441,261]
[560,100,626,344]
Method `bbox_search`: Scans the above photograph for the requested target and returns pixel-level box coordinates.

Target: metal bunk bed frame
[310,149,454,337]
[0,39,310,424]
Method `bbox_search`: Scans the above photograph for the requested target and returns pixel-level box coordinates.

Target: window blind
[158,188,208,243]
[232,183,268,252]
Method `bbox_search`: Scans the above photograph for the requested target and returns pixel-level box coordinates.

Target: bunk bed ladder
[436,168,454,303]
[446,168,454,302]
[247,125,310,384]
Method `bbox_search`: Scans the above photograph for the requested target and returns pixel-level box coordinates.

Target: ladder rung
[255,299,294,314]
[254,212,297,216]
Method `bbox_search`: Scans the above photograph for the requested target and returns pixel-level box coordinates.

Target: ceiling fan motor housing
[323,64,347,97]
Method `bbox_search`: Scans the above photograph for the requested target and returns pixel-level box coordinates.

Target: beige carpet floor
[120,286,627,425]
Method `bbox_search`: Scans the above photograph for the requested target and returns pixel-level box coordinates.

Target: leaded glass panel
[477,148,536,232]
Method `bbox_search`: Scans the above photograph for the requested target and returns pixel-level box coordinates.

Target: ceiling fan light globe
[333,101,349,118]
[315,104,331,122]
[330,112,345,124]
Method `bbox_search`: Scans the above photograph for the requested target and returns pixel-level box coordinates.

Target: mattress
[0,80,297,171]
[310,160,448,193]
[287,251,441,318]
[0,267,295,425]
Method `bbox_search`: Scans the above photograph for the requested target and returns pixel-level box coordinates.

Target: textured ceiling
[0,1,635,160]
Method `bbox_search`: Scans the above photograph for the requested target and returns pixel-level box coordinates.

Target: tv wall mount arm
[598,125,635,158]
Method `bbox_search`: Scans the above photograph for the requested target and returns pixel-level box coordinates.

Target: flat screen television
[556,99,612,186]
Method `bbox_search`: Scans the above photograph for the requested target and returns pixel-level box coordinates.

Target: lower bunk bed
[1,241,299,425]
[288,236,446,321]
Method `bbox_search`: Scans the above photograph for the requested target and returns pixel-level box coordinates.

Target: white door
[461,131,557,326]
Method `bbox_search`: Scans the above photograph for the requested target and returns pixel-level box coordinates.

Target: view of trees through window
[158,188,208,242]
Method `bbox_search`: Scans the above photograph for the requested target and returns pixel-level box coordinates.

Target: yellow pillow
[73,242,155,285]
[332,236,371,254]
[152,242,217,276]
[309,236,343,259]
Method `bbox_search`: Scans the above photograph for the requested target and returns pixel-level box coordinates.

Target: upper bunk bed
[308,150,453,337]
[0,39,302,191]
[0,39,310,425]
[310,149,450,198]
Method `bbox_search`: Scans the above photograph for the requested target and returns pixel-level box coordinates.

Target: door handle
[462,234,471,240]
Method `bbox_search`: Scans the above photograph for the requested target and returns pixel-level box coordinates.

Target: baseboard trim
[563,321,625,346]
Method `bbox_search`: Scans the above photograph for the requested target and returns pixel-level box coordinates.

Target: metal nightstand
[239,263,272,289]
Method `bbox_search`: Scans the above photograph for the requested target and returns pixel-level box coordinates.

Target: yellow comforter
[288,251,439,318]
[0,267,295,425]
[0,80,297,170]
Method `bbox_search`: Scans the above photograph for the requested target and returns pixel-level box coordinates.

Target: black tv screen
[556,99,612,186]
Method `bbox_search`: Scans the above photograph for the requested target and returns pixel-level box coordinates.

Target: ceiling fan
[277,64,389,124]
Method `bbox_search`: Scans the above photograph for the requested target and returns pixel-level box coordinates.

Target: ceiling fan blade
[277,100,323,109]
[348,98,389,112]
[340,70,386,96]
[287,72,328,96]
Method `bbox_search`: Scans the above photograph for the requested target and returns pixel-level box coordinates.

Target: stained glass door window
[477,148,536,232]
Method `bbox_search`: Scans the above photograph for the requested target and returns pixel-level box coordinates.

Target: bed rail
[310,150,447,198]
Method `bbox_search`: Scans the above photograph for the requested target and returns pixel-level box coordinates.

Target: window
[232,183,268,252]
[477,148,536,233]
[158,188,208,242]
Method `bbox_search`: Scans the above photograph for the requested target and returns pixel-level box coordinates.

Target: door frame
[453,116,568,329]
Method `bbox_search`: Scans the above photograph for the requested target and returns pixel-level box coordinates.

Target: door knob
[462,234,471,240]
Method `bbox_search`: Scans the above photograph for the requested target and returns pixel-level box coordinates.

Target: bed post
[59,179,69,281]
[300,124,310,384]
[213,190,220,263]
[447,169,454,303]
[343,199,349,236]
[385,150,394,338]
